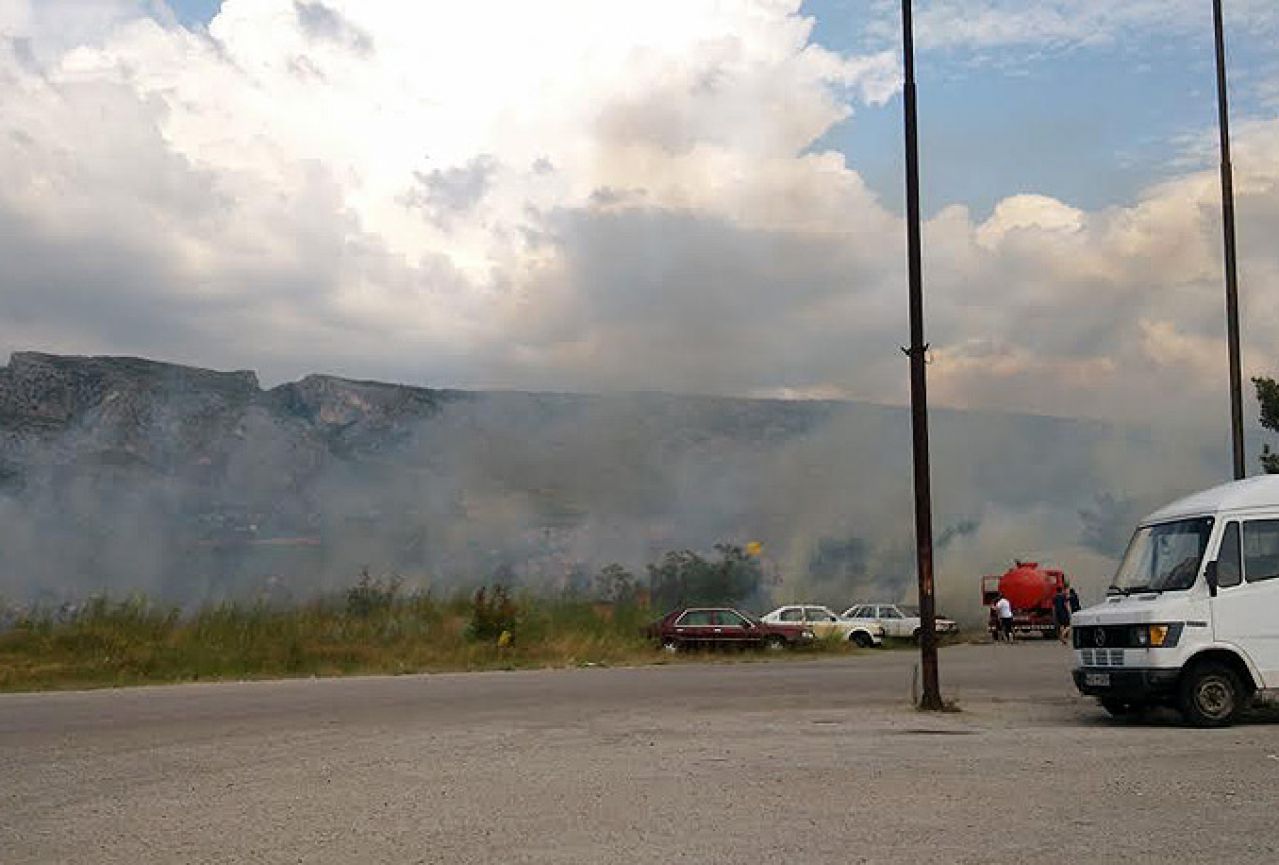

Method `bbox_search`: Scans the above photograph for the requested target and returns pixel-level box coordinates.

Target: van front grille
[1079,648,1125,667]
[1073,625,1138,649]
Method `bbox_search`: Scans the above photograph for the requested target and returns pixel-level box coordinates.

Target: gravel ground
[3,641,1277,864]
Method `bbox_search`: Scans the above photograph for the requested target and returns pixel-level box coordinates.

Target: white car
[761,605,884,648]
[842,603,959,640]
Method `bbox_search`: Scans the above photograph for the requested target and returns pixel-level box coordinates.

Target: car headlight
[1132,623,1182,648]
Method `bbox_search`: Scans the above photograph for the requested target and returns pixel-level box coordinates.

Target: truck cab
[1073,475,1279,726]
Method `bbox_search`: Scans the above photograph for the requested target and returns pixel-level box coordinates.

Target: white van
[1073,475,1279,726]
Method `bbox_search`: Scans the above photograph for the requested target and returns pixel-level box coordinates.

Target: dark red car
[647,607,814,653]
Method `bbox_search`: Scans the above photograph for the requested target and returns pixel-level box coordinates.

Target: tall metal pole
[1213,0,1246,480]
[901,0,942,710]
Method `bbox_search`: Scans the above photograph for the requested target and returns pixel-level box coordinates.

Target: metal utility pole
[1213,0,1246,480]
[900,0,942,710]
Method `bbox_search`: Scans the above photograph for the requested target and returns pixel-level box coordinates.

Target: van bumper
[1072,667,1181,702]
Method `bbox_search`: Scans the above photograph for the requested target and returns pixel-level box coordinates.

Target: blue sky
[803,0,1276,217]
[169,0,221,27]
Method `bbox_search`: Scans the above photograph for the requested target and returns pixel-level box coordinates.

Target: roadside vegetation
[0,579,895,695]
[0,580,636,692]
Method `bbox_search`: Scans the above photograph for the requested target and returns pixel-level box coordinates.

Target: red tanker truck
[981,561,1067,639]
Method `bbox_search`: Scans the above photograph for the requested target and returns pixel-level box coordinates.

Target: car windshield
[1109,517,1215,594]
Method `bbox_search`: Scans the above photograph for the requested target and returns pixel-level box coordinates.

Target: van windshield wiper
[1109,584,1155,596]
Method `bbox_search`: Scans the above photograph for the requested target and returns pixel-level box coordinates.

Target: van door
[1212,518,1279,688]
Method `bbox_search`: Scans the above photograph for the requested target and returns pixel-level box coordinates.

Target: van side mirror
[1205,561,1219,598]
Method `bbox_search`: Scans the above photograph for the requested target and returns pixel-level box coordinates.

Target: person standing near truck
[993,593,1014,642]
[1053,585,1072,645]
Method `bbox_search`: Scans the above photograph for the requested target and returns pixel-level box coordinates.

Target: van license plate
[1084,672,1110,687]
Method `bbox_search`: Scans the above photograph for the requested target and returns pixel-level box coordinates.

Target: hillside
[0,352,1225,612]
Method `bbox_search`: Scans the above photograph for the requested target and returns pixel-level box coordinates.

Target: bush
[466,585,518,642]
[345,569,402,618]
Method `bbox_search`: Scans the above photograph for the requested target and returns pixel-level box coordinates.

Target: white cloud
[0,0,1276,430]
[975,194,1084,249]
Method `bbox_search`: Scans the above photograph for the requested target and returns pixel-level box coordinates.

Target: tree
[1255,377,1279,473]
[594,563,637,603]
[646,544,763,611]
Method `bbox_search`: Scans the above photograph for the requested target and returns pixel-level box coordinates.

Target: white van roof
[1144,475,1279,524]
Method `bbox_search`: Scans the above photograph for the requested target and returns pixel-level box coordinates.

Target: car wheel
[912,627,922,644]
[763,635,787,651]
[1178,661,1244,727]
[660,638,681,654]
[851,631,874,649]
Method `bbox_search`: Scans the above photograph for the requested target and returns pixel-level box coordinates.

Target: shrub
[345,569,402,618]
[466,585,517,642]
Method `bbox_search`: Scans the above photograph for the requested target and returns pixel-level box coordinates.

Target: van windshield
[1109,517,1215,594]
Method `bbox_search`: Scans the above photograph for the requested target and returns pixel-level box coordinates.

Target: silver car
[842,603,959,640]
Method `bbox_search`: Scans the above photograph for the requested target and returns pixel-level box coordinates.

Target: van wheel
[851,631,874,649]
[1178,661,1243,727]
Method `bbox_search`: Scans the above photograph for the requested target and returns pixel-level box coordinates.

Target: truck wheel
[763,635,787,651]
[851,631,874,649]
[1178,661,1243,727]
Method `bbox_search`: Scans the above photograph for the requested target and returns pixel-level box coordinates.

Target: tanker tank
[981,560,1068,639]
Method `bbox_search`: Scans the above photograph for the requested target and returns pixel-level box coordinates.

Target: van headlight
[1132,623,1183,648]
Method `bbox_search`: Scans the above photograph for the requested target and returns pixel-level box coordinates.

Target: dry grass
[0,591,906,692]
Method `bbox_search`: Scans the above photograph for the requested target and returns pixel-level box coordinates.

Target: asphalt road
[3,642,1277,864]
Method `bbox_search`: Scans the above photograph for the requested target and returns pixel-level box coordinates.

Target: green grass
[0,590,910,692]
